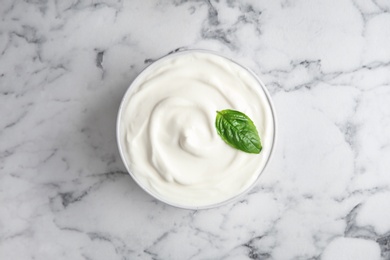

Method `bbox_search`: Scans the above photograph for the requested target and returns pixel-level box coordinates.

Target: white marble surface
[1,0,390,259]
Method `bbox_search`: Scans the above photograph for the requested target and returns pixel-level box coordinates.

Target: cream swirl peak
[118,51,275,208]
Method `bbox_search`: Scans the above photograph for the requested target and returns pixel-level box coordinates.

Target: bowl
[117,50,277,209]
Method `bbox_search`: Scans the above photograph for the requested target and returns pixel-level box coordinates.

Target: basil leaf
[215,109,262,154]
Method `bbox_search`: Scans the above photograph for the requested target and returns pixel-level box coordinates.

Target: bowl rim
[116,49,277,210]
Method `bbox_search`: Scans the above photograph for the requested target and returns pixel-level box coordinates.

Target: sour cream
[117,51,275,208]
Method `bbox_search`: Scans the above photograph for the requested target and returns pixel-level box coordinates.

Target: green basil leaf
[215,109,262,154]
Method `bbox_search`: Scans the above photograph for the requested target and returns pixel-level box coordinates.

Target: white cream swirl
[118,51,275,208]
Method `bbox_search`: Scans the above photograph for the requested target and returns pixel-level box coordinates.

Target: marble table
[1,0,390,259]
